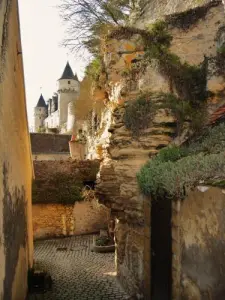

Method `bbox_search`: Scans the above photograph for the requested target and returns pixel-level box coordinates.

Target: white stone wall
[67,101,75,133]
[57,79,79,92]
[34,107,47,132]
[59,91,78,126]
[44,110,59,129]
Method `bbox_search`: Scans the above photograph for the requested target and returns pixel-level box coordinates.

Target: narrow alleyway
[28,235,129,300]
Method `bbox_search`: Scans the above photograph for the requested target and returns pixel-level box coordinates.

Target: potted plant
[91,234,115,253]
[91,219,115,253]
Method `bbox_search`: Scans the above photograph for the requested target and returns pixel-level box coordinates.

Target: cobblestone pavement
[28,235,129,300]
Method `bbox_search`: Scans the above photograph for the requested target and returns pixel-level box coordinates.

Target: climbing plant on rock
[123,93,156,136]
[110,20,209,135]
[141,21,208,103]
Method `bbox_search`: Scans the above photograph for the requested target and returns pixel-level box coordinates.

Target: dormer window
[68,81,71,84]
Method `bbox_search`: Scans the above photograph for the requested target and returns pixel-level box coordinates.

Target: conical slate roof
[36,94,47,107]
[59,62,78,81]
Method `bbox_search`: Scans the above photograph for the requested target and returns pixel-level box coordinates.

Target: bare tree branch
[58,0,132,57]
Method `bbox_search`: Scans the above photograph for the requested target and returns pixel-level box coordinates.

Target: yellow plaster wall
[32,201,109,240]
[0,0,33,299]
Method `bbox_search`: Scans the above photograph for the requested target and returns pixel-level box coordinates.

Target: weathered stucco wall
[32,201,108,240]
[180,187,225,299]
[0,0,33,299]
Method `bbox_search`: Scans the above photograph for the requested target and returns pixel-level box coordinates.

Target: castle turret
[57,62,79,126]
[34,94,47,132]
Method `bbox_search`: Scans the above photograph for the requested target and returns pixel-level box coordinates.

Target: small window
[68,81,71,84]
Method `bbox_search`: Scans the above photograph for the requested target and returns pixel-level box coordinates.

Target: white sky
[18,0,87,130]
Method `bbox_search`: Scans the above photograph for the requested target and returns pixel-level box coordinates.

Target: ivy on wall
[32,173,83,205]
[123,94,155,137]
[112,20,209,137]
[32,160,100,205]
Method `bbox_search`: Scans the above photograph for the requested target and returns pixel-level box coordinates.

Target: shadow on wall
[2,163,28,300]
[180,187,225,299]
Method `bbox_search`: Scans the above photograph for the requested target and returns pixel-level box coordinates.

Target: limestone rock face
[132,0,219,27]
[85,1,225,298]
[94,40,176,296]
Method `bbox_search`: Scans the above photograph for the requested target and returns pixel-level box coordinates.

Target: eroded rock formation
[80,0,225,297]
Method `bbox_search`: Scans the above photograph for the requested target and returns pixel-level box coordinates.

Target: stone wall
[91,2,225,297]
[30,133,71,153]
[33,153,70,161]
[32,160,109,240]
[33,160,100,204]
[32,201,108,240]
[33,160,99,182]
[0,0,33,299]
[179,187,225,299]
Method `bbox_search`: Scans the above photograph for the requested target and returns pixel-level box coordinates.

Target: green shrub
[138,151,225,199]
[96,236,111,246]
[146,21,172,48]
[216,45,225,77]
[217,45,225,55]
[137,123,225,199]
[156,145,189,163]
[85,57,102,81]
[124,94,155,136]
[32,173,83,205]
[187,123,225,154]
[159,93,208,132]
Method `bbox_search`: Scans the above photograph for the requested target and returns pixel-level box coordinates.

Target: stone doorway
[151,197,172,300]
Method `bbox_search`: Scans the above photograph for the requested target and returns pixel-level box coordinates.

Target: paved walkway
[28,235,129,300]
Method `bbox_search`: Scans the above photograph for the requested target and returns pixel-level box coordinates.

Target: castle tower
[34,94,47,132]
[57,62,79,128]
[67,101,75,133]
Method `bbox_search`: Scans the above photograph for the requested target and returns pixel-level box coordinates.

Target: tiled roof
[209,104,225,125]
[36,94,47,108]
[59,62,78,81]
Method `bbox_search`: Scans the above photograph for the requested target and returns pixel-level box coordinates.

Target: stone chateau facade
[34,62,80,133]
